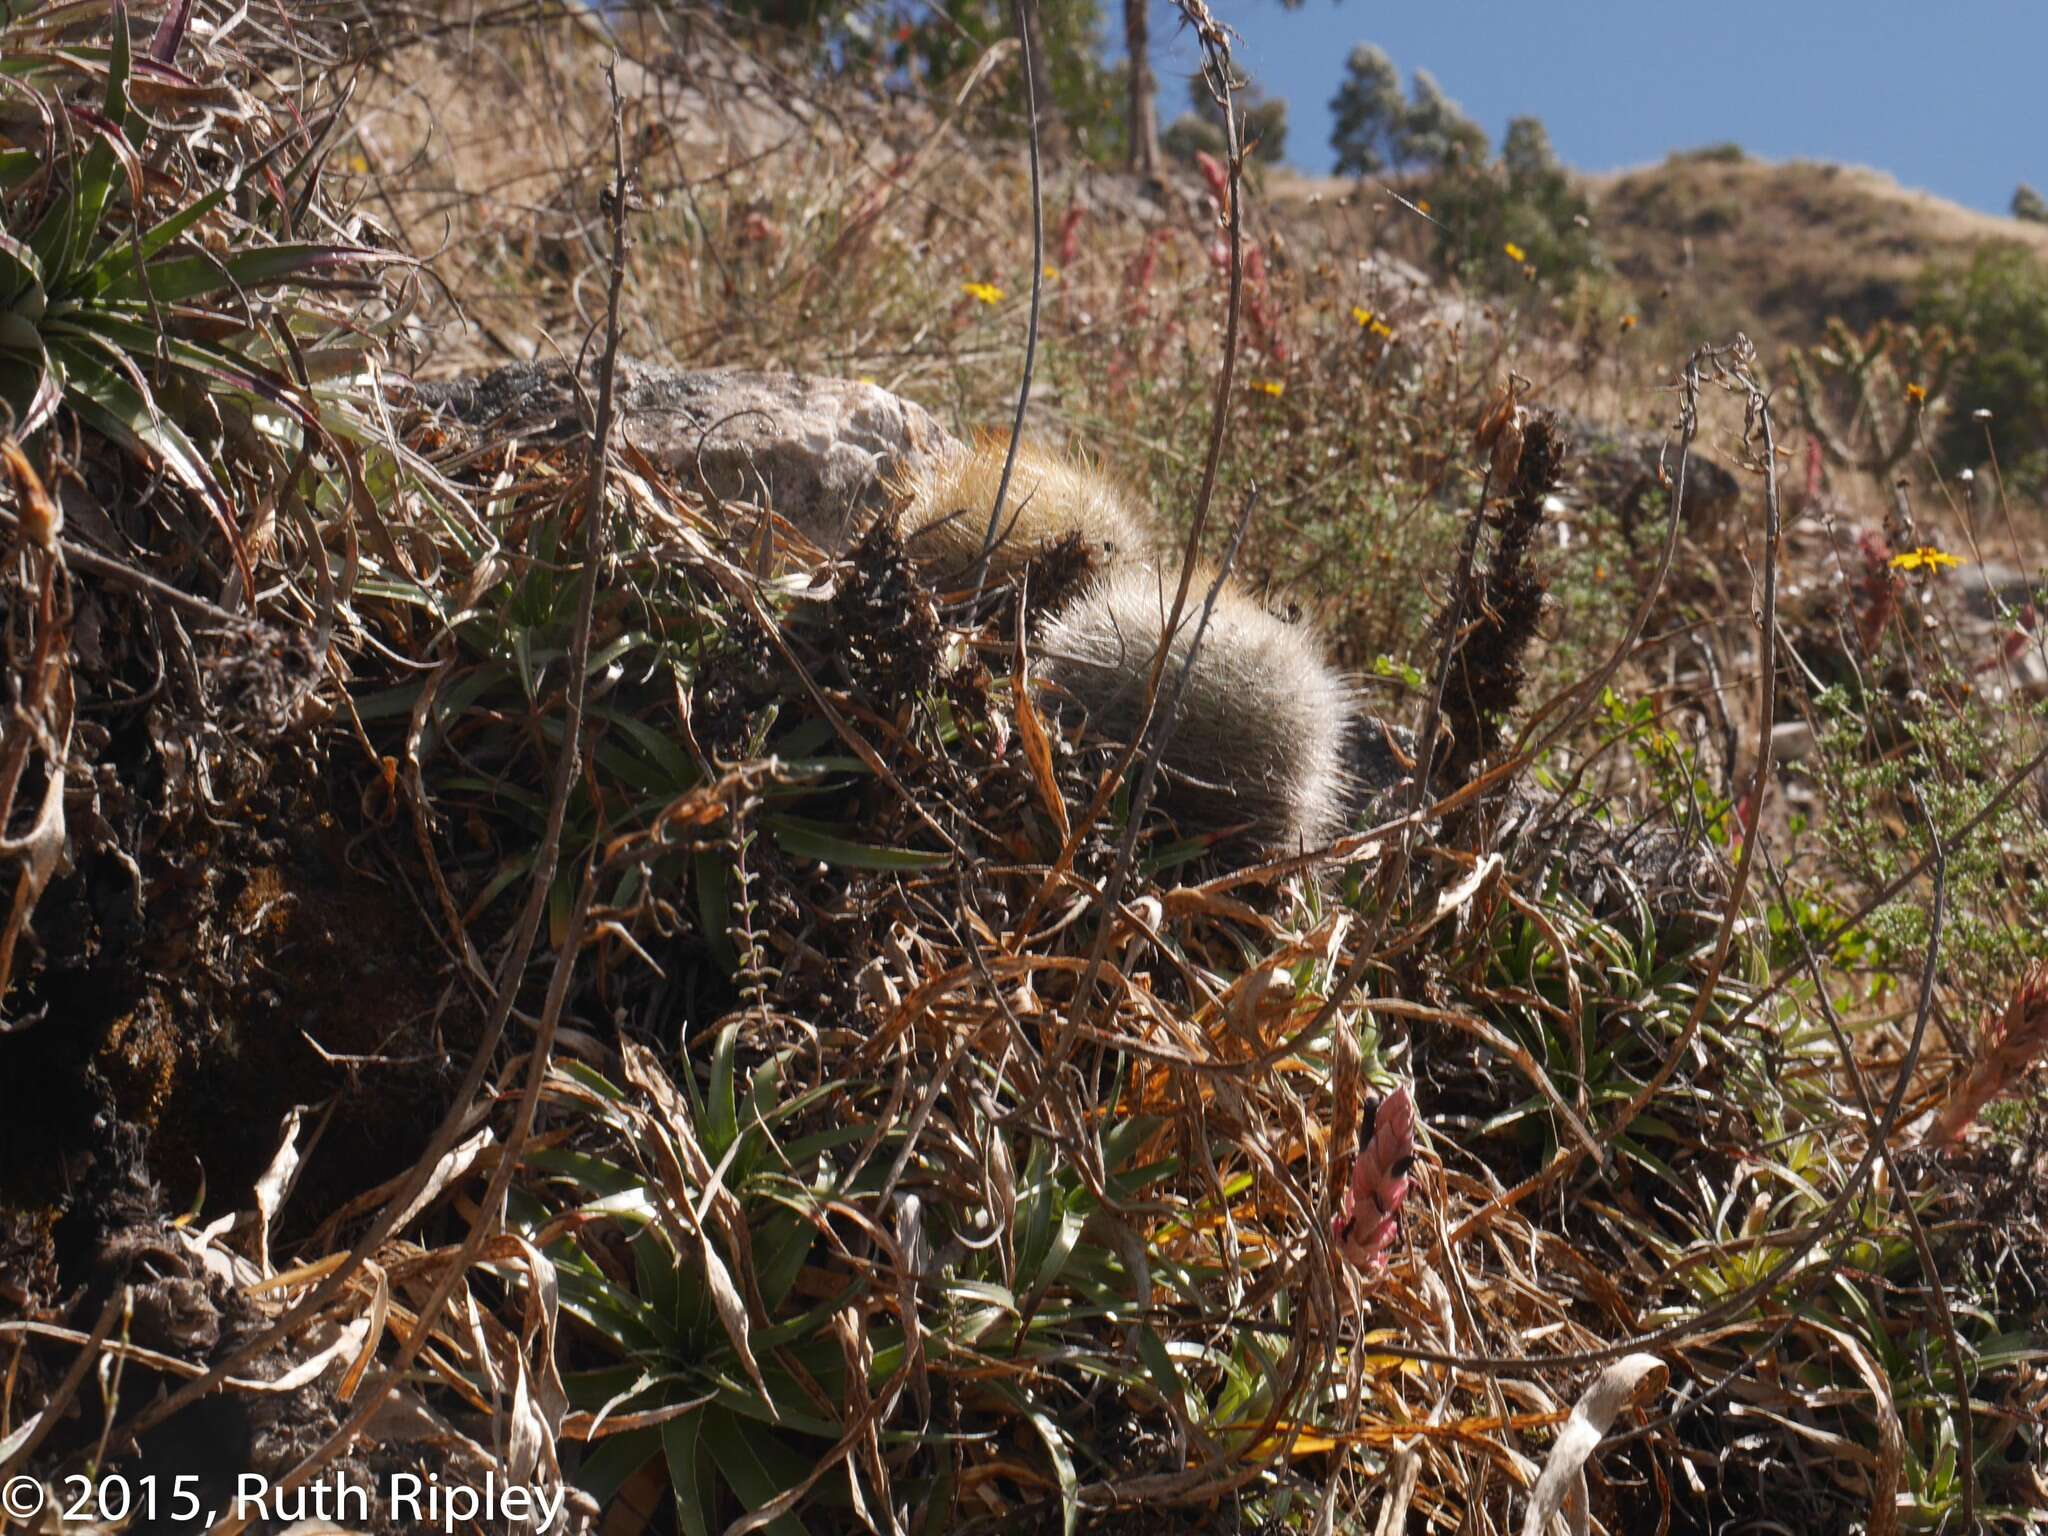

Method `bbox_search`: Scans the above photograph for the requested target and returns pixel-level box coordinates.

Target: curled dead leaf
[1519,1352,1667,1536]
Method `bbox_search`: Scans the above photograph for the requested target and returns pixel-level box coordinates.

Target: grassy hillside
[1589,149,2048,357]
[1270,149,2048,368]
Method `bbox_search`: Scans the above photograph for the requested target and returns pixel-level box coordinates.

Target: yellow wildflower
[1619,314,1639,331]
[962,281,1004,305]
[1369,320,1394,340]
[1905,382,1927,405]
[1503,241,1526,263]
[1251,379,1285,398]
[1043,265,1061,281]
[1889,546,1961,572]
[1351,305,1374,327]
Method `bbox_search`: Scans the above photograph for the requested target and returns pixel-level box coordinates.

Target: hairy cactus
[1785,317,1964,477]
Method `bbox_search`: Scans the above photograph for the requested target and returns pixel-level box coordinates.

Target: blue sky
[1127,0,2041,215]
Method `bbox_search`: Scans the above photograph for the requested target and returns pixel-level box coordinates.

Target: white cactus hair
[896,437,1153,586]
[872,434,1363,860]
[1037,562,1359,856]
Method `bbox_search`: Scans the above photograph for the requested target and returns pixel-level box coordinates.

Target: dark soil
[2,766,458,1259]
[1,543,464,1515]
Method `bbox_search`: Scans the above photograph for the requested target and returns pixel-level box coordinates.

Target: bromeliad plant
[0,0,397,590]
[513,1016,1409,1533]
[519,1035,1147,1534]
[525,1039,861,1536]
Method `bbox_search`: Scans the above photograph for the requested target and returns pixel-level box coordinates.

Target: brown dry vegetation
[3,6,2048,1536]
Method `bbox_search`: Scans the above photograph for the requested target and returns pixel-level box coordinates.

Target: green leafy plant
[1420,116,1604,295]
[528,1042,857,1535]
[0,1,391,584]
[521,1039,1212,1533]
[1918,241,2048,489]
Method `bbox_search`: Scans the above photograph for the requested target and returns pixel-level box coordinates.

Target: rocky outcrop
[409,363,961,551]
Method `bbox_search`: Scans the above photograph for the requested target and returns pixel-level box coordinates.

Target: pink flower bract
[1333,1084,1416,1275]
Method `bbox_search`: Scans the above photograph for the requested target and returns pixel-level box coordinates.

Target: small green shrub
[1669,141,1747,166]
[1918,241,2048,490]
[1324,49,1601,296]
[1421,122,1604,296]
[1160,112,1225,165]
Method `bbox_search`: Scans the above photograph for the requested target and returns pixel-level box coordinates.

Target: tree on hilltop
[1329,48,1485,178]
[1329,43,1402,177]
[1502,115,1560,187]
[1176,70,1289,166]
[1402,69,1487,173]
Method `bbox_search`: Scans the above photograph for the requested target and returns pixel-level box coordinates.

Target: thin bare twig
[1053,7,1247,1049]
[1765,851,1975,1530]
[971,0,1046,603]
[1605,341,1780,1147]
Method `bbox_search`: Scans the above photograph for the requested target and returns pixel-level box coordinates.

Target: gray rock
[1559,413,1743,543]
[1950,559,2048,623]
[408,363,961,550]
[1940,560,2048,696]
[1771,720,1817,762]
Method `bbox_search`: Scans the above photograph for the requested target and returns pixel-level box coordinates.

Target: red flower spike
[1056,205,1085,268]
[1333,1085,1415,1275]
[1926,963,2048,1146]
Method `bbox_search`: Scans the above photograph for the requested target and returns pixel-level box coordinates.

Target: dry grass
[1268,152,2048,418]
